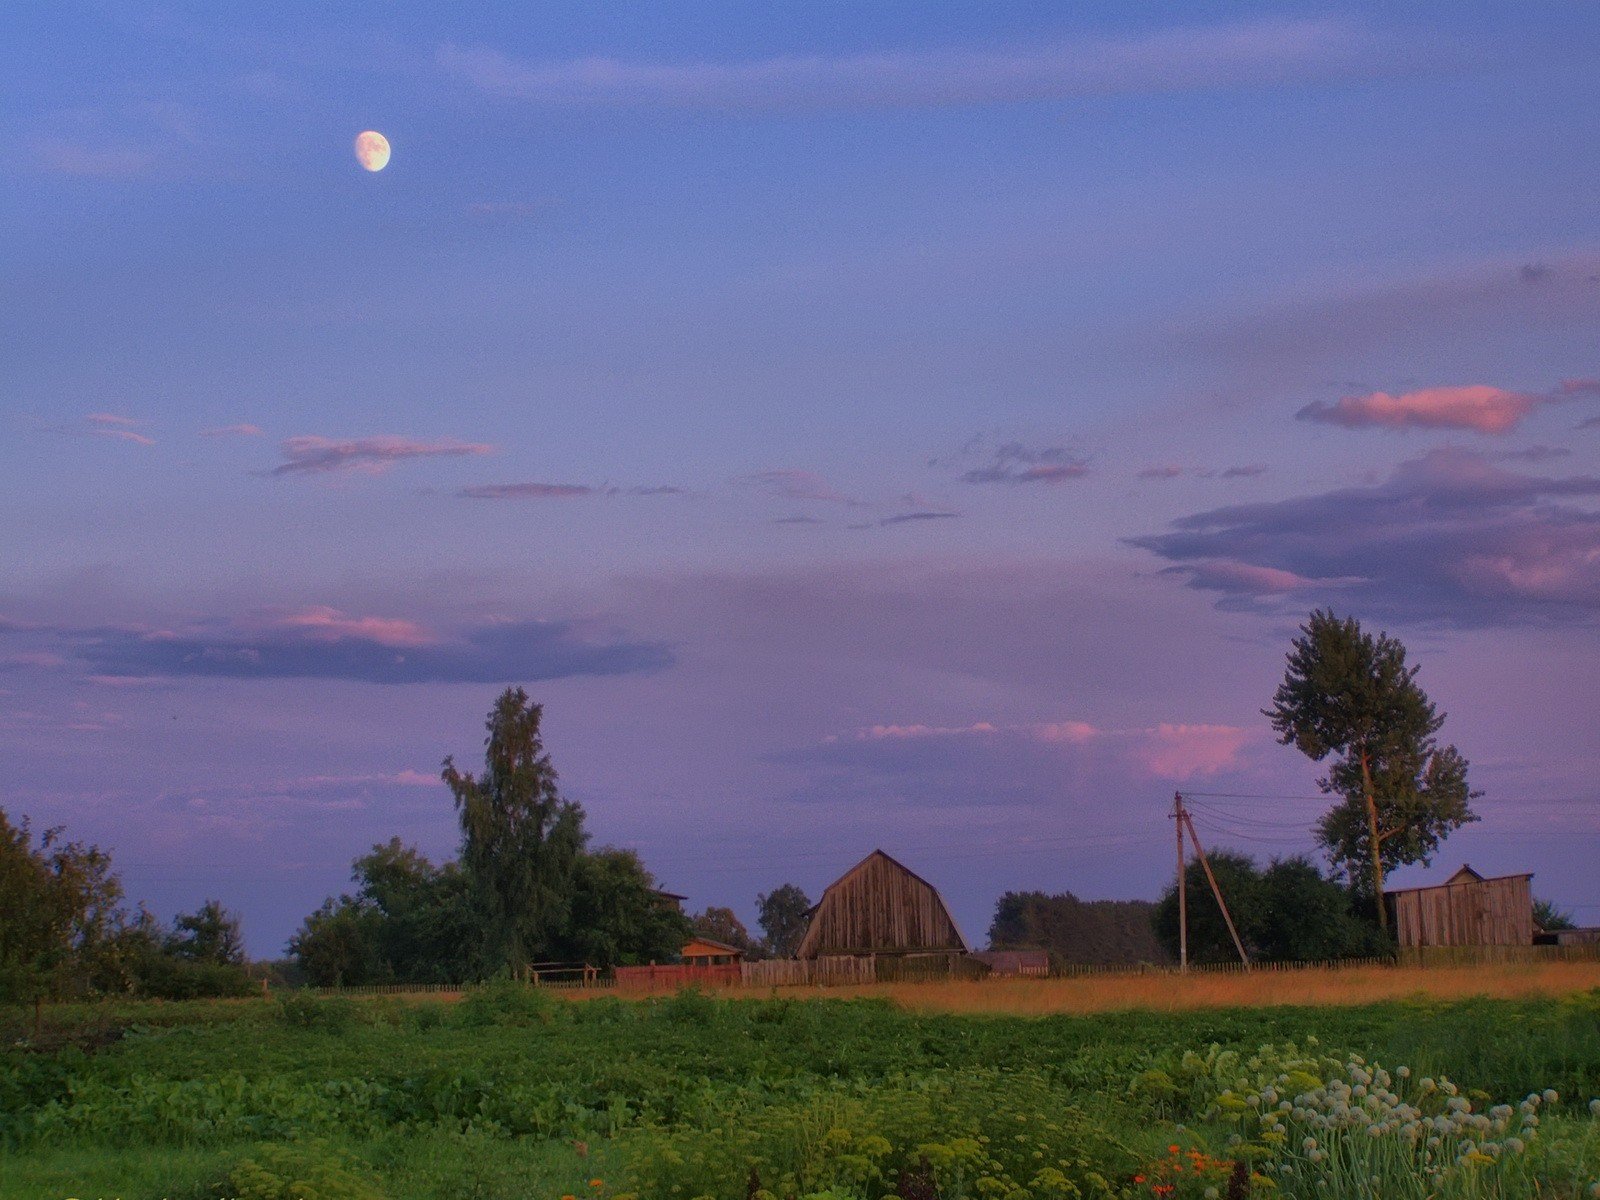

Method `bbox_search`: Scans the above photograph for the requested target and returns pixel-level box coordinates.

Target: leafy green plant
[222,1140,385,1200]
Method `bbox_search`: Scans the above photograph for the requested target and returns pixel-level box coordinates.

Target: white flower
[1544,1089,1560,1104]
[1590,1098,1600,1117]
[1397,1066,1411,1079]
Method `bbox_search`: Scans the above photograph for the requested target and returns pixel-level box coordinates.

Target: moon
[354,130,390,172]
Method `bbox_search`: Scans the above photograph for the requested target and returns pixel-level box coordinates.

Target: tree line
[0,811,250,1002]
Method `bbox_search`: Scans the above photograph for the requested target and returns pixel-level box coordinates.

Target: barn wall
[1392,875,1533,948]
[798,853,967,957]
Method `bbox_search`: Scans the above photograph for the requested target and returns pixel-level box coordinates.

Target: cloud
[460,482,595,499]
[270,435,494,476]
[200,424,264,438]
[1138,464,1267,481]
[57,413,156,445]
[1174,255,1600,375]
[875,510,960,526]
[440,18,1386,112]
[1497,445,1571,463]
[1129,449,1600,624]
[781,717,1254,809]
[1296,385,1541,433]
[458,481,685,499]
[734,468,865,506]
[772,515,826,526]
[56,608,671,684]
[960,442,1090,485]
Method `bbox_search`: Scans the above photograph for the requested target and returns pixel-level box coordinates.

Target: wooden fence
[613,963,741,992]
[1398,943,1600,968]
[297,945,1599,1000]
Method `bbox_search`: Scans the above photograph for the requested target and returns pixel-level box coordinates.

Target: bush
[222,1141,385,1200]
[452,977,559,1028]
[277,992,362,1032]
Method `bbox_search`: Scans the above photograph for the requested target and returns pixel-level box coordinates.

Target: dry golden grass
[763,961,1600,1015]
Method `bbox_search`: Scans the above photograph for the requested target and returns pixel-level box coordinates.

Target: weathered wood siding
[796,850,969,958]
[1391,873,1533,948]
[741,956,879,987]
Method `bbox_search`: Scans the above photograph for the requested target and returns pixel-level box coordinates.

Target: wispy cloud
[270,435,494,476]
[1137,464,1266,481]
[734,468,866,506]
[876,510,960,526]
[440,18,1389,112]
[960,442,1089,485]
[200,423,264,438]
[458,481,686,499]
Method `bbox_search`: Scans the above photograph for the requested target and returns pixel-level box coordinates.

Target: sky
[3,2,1599,956]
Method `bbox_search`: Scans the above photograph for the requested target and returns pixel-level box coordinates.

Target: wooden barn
[1389,864,1535,948]
[796,849,970,960]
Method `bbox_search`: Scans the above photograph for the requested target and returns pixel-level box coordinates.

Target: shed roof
[682,936,743,955]
[1387,864,1533,895]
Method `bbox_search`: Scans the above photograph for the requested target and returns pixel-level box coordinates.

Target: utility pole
[1180,808,1250,969]
[1173,792,1188,972]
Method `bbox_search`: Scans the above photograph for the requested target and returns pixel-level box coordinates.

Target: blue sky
[4,2,1600,953]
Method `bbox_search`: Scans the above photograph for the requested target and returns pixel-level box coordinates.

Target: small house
[680,936,744,966]
[1389,864,1534,948]
[796,849,969,960]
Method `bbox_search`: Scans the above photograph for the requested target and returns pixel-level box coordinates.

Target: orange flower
[1168,1144,1181,1154]
[1133,1175,1146,1184]
[590,1182,604,1190]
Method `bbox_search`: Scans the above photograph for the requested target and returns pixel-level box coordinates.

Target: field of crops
[5,978,1600,1200]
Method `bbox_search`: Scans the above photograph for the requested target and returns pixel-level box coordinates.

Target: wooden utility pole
[1173,792,1188,972]
[1180,808,1250,969]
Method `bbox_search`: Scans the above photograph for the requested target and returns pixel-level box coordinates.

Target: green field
[5,983,1600,1200]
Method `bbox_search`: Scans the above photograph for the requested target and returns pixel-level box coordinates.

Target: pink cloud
[201,423,265,438]
[1297,385,1538,434]
[265,606,437,648]
[1138,723,1251,780]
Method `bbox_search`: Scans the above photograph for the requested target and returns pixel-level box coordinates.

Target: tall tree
[167,899,246,965]
[756,883,811,957]
[443,688,587,974]
[692,906,755,952]
[1266,610,1477,930]
[555,848,693,968]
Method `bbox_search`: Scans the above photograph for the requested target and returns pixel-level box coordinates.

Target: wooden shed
[796,849,969,960]
[680,936,744,965]
[1389,864,1534,948]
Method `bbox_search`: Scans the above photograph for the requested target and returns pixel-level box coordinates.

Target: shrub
[452,977,559,1027]
[222,1141,385,1200]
